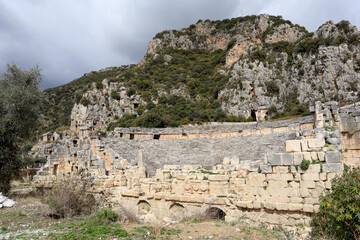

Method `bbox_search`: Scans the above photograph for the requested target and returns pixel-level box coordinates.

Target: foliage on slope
[40,15,360,132]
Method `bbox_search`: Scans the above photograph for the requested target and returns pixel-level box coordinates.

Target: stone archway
[205,207,226,220]
[137,200,151,215]
[169,203,185,220]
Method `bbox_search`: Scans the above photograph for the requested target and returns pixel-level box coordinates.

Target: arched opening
[250,109,257,122]
[169,203,185,220]
[137,200,151,215]
[130,134,134,140]
[205,207,226,220]
[153,134,160,140]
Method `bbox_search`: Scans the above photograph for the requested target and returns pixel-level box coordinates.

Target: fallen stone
[0,193,7,204]
[2,198,16,208]
[326,138,340,145]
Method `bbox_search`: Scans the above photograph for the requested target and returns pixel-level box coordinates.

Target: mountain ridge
[39,14,360,133]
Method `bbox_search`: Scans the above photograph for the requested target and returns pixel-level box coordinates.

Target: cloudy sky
[0,0,359,89]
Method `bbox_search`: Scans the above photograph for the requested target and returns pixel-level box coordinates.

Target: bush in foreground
[42,181,96,218]
[311,166,360,239]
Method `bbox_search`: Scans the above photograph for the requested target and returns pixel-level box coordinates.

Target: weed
[300,159,310,170]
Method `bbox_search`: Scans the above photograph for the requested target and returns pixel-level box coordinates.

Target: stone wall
[32,101,360,237]
[334,102,360,168]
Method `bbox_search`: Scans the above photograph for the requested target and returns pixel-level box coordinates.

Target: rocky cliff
[40,14,360,132]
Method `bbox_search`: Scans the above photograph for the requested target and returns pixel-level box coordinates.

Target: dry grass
[41,181,96,218]
[116,204,139,223]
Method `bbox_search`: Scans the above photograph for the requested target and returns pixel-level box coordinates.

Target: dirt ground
[0,196,290,240]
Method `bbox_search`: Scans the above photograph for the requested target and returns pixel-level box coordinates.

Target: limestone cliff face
[143,14,359,119]
[43,14,360,132]
[70,79,144,132]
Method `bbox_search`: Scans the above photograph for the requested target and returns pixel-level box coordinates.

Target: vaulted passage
[205,207,226,220]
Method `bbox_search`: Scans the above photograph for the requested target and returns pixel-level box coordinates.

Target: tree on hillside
[0,64,43,194]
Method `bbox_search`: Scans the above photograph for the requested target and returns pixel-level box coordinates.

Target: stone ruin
[31,101,360,236]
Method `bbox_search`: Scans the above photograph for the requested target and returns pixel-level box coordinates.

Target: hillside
[39,14,360,133]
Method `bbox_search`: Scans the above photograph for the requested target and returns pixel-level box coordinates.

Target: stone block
[253,201,261,209]
[275,203,288,211]
[314,205,320,213]
[236,201,248,208]
[259,164,272,174]
[208,175,229,181]
[267,154,281,165]
[285,140,302,153]
[317,152,325,161]
[209,181,229,195]
[322,163,341,172]
[293,153,303,165]
[268,180,289,196]
[325,181,331,189]
[304,197,318,204]
[302,152,311,161]
[248,173,265,187]
[272,166,289,173]
[302,173,320,181]
[319,173,327,181]
[327,138,340,145]
[303,204,314,213]
[307,164,321,173]
[290,197,303,203]
[300,180,316,189]
[301,140,309,152]
[288,203,302,211]
[230,156,240,165]
[223,157,231,165]
[307,138,325,148]
[263,202,276,210]
[311,152,318,161]
[289,181,299,189]
[282,153,293,165]
[325,152,340,163]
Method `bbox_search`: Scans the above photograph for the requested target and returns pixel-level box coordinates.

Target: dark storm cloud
[0,0,359,89]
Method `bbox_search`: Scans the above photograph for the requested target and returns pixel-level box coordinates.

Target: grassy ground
[0,196,289,240]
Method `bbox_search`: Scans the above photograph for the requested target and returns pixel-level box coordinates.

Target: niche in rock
[251,109,257,122]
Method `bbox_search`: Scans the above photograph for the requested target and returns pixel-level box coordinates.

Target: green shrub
[265,80,279,96]
[227,38,237,50]
[97,208,118,222]
[110,90,120,100]
[300,159,310,170]
[249,50,267,63]
[96,81,102,89]
[80,97,90,106]
[311,166,360,239]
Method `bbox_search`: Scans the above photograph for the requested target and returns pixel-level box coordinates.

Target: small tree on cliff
[0,64,43,194]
